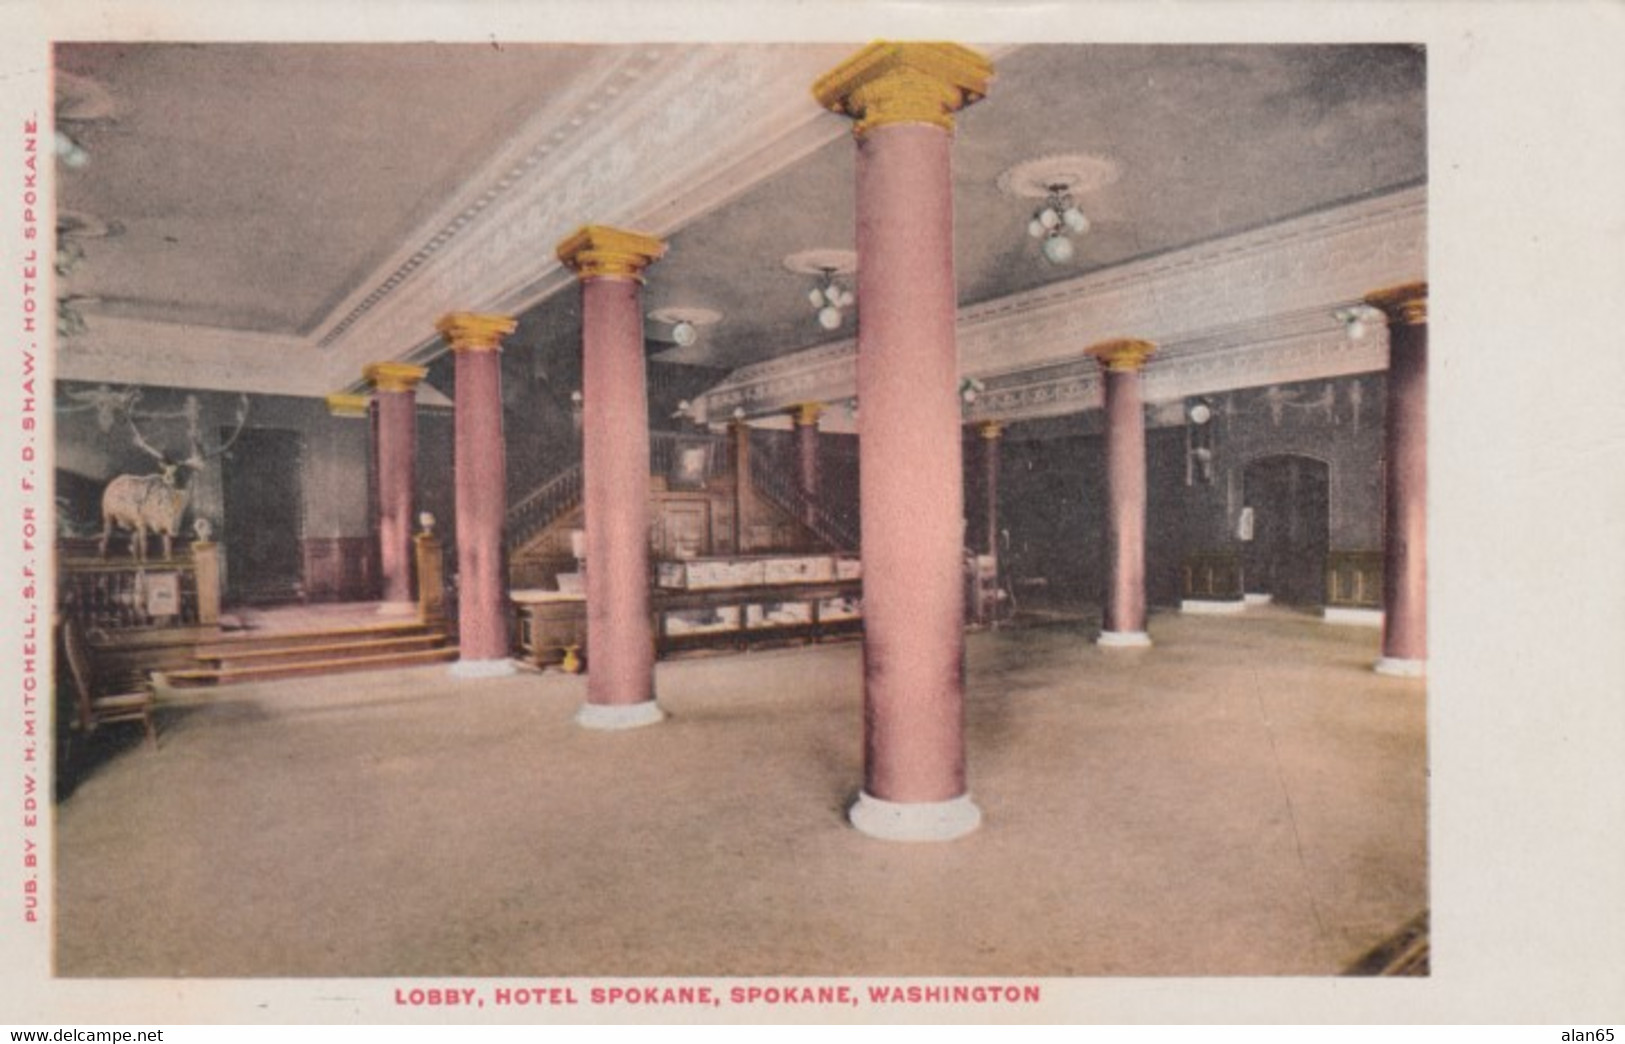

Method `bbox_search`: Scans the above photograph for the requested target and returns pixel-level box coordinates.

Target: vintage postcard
[1,0,1621,1028]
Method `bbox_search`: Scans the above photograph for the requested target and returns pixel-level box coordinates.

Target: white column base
[849,791,981,842]
[448,658,518,680]
[575,699,666,731]
[1180,599,1246,615]
[1097,630,1153,648]
[1324,607,1384,628]
[375,600,417,617]
[1244,593,1273,606]
[1374,656,1426,678]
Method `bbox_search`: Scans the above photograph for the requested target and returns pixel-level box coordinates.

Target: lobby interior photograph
[43,40,1433,979]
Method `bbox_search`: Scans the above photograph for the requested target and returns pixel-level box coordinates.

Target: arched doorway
[1241,454,1329,607]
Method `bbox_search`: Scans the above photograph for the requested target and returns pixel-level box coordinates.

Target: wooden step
[160,645,460,688]
[195,620,436,658]
[198,633,448,669]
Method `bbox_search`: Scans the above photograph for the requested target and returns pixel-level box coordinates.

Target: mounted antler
[180,393,250,469]
[98,391,251,561]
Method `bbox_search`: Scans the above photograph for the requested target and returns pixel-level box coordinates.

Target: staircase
[507,462,585,556]
[748,438,860,551]
[159,618,456,688]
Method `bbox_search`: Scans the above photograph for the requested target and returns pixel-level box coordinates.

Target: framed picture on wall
[668,436,714,490]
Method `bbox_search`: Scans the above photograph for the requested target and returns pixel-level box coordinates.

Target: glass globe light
[1027,218,1046,239]
[1041,234,1076,264]
[808,287,826,307]
[818,305,843,330]
[1039,207,1061,231]
[671,320,697,347]
[1063,207,1089,233]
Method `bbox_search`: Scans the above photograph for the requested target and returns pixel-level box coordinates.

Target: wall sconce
[54,129,90,170]
[418,511,436,535]
[959,377,986,413]
[1334,304,1385,341]
[1185,397,1216,486]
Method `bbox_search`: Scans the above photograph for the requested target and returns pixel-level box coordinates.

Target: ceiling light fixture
[784,249,857,334]
[648,306,721,349]
[808,267,855,330]
[1027,184,1089,265]
[998,153,1121,268]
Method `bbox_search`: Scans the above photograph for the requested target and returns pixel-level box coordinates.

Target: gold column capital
[556,225,667,283]
[791,402,824,427]
[813,41,993,137]
[324,392,370,418]
[1087,338,1158,374]
[976,419,1005,441]
[1364,281,1428,326]
[436,312,517,353]
[362,361,429,394]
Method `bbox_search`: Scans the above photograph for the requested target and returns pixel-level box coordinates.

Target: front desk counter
[512,554,862,668]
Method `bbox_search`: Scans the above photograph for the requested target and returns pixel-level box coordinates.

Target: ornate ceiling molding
[698,184,1425,425]
[317,43,856,394]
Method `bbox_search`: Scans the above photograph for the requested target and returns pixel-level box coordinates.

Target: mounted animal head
[97,392,250,560]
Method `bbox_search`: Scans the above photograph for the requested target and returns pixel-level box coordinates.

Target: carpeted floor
[53,606,1426,979]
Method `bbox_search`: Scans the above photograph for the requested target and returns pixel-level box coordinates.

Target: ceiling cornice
[57,315,314,397]
[697,184,1426,423]
[317,43,858,393]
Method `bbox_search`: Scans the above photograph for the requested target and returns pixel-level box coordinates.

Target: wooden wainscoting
[1326,550,1383,609]
[1182,550,1244,602]
[302,537,377,603]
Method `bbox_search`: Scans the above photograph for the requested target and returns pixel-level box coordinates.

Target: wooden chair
[59,617,157,748]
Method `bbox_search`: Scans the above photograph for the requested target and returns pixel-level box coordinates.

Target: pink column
[1089,339,1157,647]
[815,42,993,841]
[557,226,667,730]
[792,402,822,527]
[362,362,427,614]
[435,313,517,677]
[1366,282,1428,677]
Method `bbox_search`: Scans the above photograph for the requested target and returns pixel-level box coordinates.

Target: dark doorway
[1242,454,1329,606]
[222,427,306,605]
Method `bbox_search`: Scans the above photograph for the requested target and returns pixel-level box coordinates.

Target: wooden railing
[506,431,731,554]
[57,540,221,633]
[506,463,584,553]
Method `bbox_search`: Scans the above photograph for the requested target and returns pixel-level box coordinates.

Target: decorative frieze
[699,185,1424,423]
[317,44,856,394]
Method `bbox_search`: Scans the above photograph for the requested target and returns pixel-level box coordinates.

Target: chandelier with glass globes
[808,267,856,330]
[998,153,1121,268]
[1027,184,1091,265]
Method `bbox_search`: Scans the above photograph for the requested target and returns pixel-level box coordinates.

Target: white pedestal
[849,791,982,842]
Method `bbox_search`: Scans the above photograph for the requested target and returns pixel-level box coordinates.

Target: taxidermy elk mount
[98,393,249,561]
